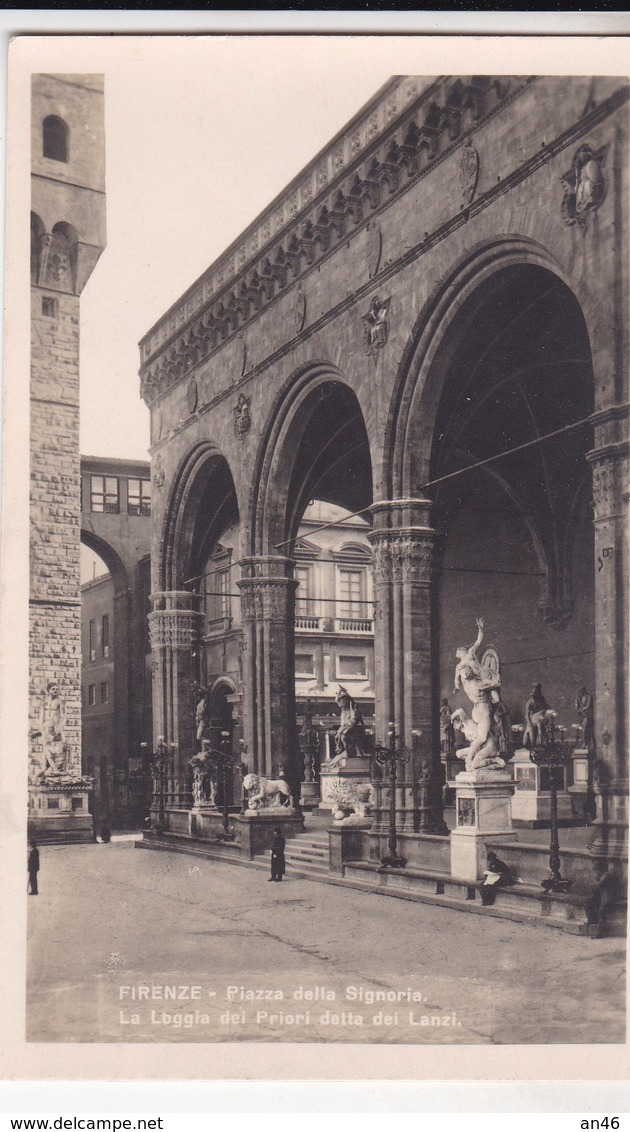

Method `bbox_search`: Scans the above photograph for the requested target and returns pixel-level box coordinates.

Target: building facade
[29,74,106,840]
[195,499,375,788]
[80,456,153,827]
[140,76,628,862]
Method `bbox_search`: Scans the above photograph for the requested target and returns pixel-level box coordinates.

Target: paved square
[26,842,625,1045]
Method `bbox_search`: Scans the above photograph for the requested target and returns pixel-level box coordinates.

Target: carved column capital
[368,526,437,585]
[237,556,297,623]
[148,608,203,650]
[587,443,630,522]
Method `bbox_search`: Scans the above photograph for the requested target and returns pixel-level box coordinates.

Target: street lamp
[215,732,236,841]
[147,736,173,835]
[373,723,411,869]
[529,715,572,893]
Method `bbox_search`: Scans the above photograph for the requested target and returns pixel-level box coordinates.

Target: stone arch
[159,442,241,593]
[250,362,374,557]
[386,236,594,500]
[387,236,597,733]
[80,528,130,597]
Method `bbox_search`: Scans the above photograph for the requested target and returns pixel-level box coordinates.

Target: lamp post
[211,732,236,841]
[529,715,572,893]
[146,736,173,835]
[373,723,411,869]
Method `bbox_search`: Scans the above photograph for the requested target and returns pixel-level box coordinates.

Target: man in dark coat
[269,826,286,882]
[28,840,40,895]
[479,850,514,906]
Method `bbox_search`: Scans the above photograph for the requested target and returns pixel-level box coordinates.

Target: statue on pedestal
[575,686,595,749]
[243,773,292,813]
[189,739,217,807]
[523,683,552,748]
[192,683,210,743]
[452,619,510,769]
[439,697,456,759]
[332,685,369,763]
[31,681,68,780]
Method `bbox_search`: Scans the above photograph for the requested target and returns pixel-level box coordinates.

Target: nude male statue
[32,681,67,777]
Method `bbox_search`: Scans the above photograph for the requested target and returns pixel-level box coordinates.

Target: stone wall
[30,290,82,781]
[29,74,106,818]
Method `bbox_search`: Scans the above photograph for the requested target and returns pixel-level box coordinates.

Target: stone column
[148,591,204,781]
[237,557,300,801]
[368,499,447,835]
[587,406,629,859]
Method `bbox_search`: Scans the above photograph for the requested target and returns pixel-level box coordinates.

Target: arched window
[43,116,68,162]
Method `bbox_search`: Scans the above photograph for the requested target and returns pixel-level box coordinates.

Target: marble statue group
[451,618,510,773]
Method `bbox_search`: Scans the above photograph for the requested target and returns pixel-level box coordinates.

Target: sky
[72,38,414,578]
[65,36,437,578]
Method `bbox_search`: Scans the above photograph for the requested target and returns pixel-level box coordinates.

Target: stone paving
[27,841,625,1046]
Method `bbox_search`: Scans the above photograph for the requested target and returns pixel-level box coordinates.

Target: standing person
[269,826,286,883]
[28,840,40,895]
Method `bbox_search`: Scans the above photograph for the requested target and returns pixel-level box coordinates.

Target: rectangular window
[205,566,231,623]
[100,681,109,704]
[294,566,311,617]
[295,653,315,676]
[102,614,109,657]
[219,568,230,621]
[339,568,364,619]
[88,684,96,706]
[90,475,119,514]
[337,654,367,678]
[89,619,96,662]
[128,478,151,517]
[41,296,57,318]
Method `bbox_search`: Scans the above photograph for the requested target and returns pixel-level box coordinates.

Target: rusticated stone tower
[29,74,106,840]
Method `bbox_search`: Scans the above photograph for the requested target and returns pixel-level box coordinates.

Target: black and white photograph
[2,30,629,1082]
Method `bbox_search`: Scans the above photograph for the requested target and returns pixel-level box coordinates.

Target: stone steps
[280,832,331,878]
[341,860,593,933]
[136,831,625,936]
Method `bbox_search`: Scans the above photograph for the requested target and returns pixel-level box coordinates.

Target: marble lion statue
[243,773,292,810]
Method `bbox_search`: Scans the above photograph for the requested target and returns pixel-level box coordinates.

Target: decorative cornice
[140,78,628,416]
[139,75,521,404]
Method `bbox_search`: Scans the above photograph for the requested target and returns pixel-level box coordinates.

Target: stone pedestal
[511,747,573,825]
[28,779,94,843]
[450,769,516,883]
[234,811,305,859]
[319,757,372,811]
[568,747,594,821]
[300,780,320,807]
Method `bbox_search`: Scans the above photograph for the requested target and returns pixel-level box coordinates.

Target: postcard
[2,30,629,1085]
